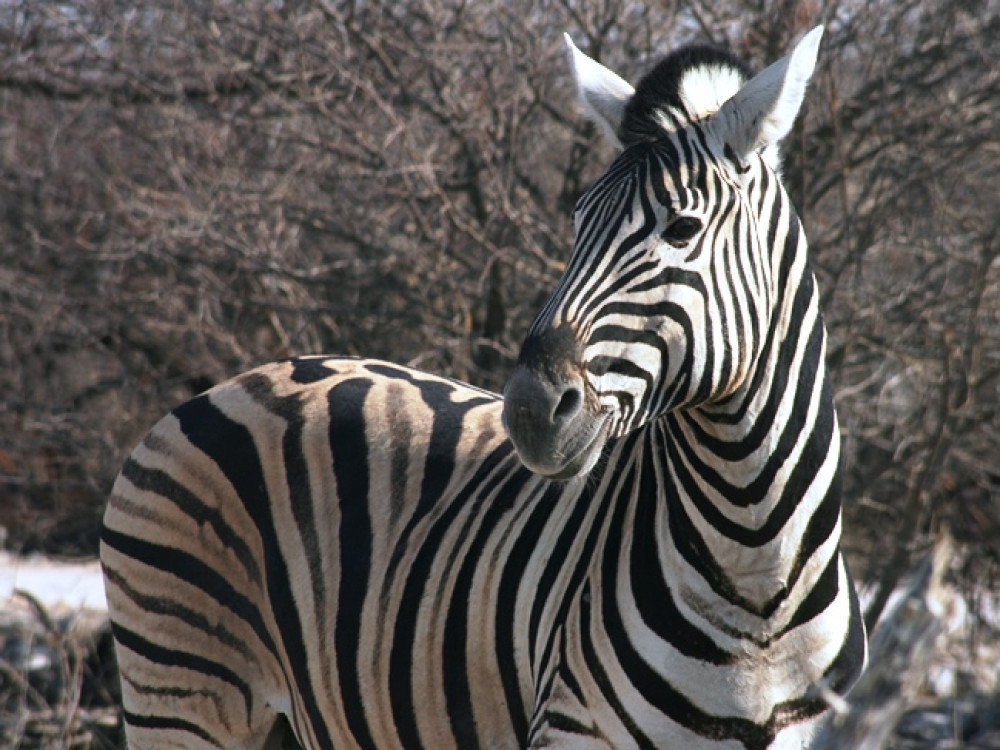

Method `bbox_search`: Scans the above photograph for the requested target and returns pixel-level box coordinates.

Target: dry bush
[795,0,1000,624]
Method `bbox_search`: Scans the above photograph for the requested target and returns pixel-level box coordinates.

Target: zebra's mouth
[522,411,610,481]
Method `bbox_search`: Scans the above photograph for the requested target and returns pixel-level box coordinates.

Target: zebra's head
[503,28,823,479]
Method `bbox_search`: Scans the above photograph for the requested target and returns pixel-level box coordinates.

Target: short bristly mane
[620,45,752,145]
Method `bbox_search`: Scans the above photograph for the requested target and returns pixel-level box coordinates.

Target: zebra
[101,26,866,750]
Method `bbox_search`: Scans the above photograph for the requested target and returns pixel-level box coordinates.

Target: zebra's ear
[709,26,823,170]
[564,33,635,149]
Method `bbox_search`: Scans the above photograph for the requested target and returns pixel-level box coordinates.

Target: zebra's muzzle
[502,364,609,480]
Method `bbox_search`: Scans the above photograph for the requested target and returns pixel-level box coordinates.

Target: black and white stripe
[102,27,865,750]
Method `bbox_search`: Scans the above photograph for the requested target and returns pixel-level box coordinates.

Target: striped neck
[649,215,844,626]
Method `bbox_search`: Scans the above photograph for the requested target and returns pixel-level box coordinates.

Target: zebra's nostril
[553,387,583,422]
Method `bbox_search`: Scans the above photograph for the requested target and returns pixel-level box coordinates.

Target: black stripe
[102,564,253,661]
[528,438,631,723]
[123,709,222,746]
[118,457,262,586]
[662,409,836,617]
[527,446,622,685]
[496,477,561,741]
[442,451,531,746]
[325,377,378,748]
[762,167,781,268]
[100,527,279,658]
[672,315,824,513]
[766,589,867,729]
[780,550,840,635]
[387,438,511,747]
[685,262,815,456]
[579,579,658,750]
[112,620,253,719]
[288,357,337,384]
[173,393,334,749]
[703,208,802,426]
[630,434,734,664]
[545,710,600,736]
[241,375,329,651]
[587,356,652,384]
[707,173,734,393]
[598,528,779,748]
[732,204,760,356]
[625,265,706,295]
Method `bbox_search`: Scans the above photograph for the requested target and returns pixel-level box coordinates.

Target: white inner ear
[709,26,823,170]
[564,33,635,149]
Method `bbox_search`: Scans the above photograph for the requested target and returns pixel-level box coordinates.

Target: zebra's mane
[620,45,752,145]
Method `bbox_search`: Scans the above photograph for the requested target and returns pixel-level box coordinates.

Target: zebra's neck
[646,227,843,635]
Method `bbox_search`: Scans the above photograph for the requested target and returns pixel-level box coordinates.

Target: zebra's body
[102,27,866,750]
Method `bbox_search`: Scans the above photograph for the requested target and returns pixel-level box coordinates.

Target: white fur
[677,64,746,120]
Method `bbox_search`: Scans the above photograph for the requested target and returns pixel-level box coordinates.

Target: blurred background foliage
[0,0,998,629]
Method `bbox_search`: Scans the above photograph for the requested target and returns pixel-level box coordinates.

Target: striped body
[102,27,866,749]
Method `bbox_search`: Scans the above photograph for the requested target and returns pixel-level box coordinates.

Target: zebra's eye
[660,216,702,248]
